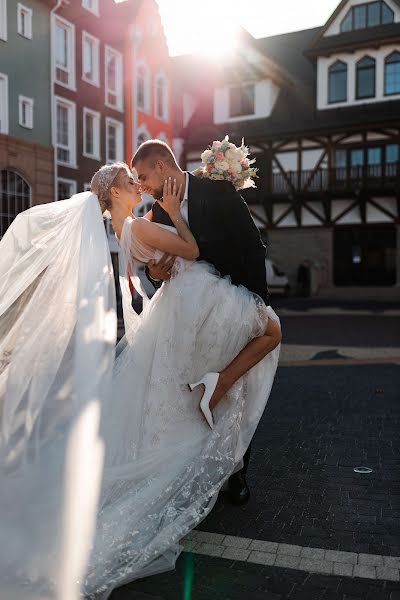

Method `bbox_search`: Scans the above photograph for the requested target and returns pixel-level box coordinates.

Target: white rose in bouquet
[214,160,229,172]
[201,149,213,162]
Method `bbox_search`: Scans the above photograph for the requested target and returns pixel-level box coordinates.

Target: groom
[131,140,269,505]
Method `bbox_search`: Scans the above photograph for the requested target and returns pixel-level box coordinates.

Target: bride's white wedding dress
[0,193,280,599]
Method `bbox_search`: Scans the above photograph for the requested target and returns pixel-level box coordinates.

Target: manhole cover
[353,467,373,474]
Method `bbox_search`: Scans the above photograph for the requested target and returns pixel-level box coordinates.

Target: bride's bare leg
[209,317,281,411]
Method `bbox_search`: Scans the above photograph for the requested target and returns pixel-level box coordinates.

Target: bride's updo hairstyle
[91,162,130,215]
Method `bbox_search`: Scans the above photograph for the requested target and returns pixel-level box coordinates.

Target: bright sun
[157,1,240,58]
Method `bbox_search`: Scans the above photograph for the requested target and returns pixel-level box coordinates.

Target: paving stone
[376,567,400,581]
[193,542,224,557]
[274,554,301,569]
[222,535,252,549]
[300,547,326,560]
[325,549,358,564]
[333,561,354,577]
[353,564,377,579]
[249,540,279,553]
[248,551,276,566]
[358,553,385,567]
[277,543,302,557]
[298,558,333,574]
[193,531,225,545]
[198,364,400,555]
[221,547,250,561]
[384,557,400,569]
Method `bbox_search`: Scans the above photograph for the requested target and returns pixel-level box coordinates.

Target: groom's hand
[148,254,176,281]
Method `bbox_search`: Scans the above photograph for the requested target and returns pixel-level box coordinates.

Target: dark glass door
[334,225,397,286]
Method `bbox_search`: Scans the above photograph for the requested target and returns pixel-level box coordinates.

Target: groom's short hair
[131,140,176,169]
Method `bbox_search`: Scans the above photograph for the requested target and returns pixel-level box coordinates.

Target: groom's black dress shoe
[228,472,250,505]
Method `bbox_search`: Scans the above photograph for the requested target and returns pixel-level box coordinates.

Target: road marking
[280,356,400,367]
[279,344,400,364]
[276,309,400,317]
[182,531,400,582]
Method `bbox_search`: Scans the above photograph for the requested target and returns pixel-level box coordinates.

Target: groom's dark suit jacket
[149,173,269,305]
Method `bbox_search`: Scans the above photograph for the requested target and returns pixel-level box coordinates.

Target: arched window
[0,170,31,238]
[385,51,400,96]
[356,56,376,99]
[155,73,168,120]
[328,61,347,103]
[137,63,149,112]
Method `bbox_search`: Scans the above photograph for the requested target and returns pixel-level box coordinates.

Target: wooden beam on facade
[331,199,359,224]
[272,155,296,192]
[274,204,294,227]
[302,149,328,192]
[368,198,398,221]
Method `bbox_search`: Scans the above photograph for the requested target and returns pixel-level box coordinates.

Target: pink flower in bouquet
[215,152,224,161]
[241,159,249,168]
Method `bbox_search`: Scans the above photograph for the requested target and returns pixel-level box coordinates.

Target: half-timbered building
[173,0,400,295]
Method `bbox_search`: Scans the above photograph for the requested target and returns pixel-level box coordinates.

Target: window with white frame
[57,178,77,201]
[340,1,394,32]
[54,16,75,89]
[0,73,8,134]
[155,73,168,120]
[82,31,99,86]
[328,60,348,103]
[137,63,150,112]
[105,46,123,110]
[0,0,7,41]
[384,51,400,96]
[19,95,34,128]
[17,3,32,39]
[106,118,123,163]
[82,0,99,16]
[84,182,91,191]
[83,107,100,159]
[55,97,76,166]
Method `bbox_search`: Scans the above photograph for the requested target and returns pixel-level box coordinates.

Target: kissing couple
[0,139,281,598]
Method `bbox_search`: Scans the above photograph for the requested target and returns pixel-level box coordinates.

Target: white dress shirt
[180,172,189,224]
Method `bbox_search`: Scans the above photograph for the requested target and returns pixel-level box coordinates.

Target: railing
[271,163,399,195]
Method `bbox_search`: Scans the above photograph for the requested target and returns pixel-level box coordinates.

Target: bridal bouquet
[200,135,258,190]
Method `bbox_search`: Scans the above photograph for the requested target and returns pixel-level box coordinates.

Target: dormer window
[328,61,347,103]
[340,1,394,33]
[229,83,255,117]
[356,56,376,99]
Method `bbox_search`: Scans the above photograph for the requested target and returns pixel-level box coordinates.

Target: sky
[154,0,341,56]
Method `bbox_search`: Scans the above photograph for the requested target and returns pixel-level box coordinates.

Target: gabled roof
[309,0,400,42]
[307,22,400,58]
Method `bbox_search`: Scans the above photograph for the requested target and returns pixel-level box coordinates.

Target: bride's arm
[133,178,199,261]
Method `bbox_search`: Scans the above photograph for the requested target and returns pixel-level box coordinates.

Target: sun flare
[157,0,240,58]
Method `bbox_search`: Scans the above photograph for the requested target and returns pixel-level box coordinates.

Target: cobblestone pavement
[109,361,400,600]
[109,303,399,600]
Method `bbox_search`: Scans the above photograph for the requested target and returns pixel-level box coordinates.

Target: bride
[0,160,280,599]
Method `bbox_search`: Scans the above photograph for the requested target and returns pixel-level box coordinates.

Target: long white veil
[0,192,116,599]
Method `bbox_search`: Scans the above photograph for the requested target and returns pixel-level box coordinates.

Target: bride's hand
[158,177,182,217]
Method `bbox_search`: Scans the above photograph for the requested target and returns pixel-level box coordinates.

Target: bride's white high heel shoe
[188,372,220,430]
